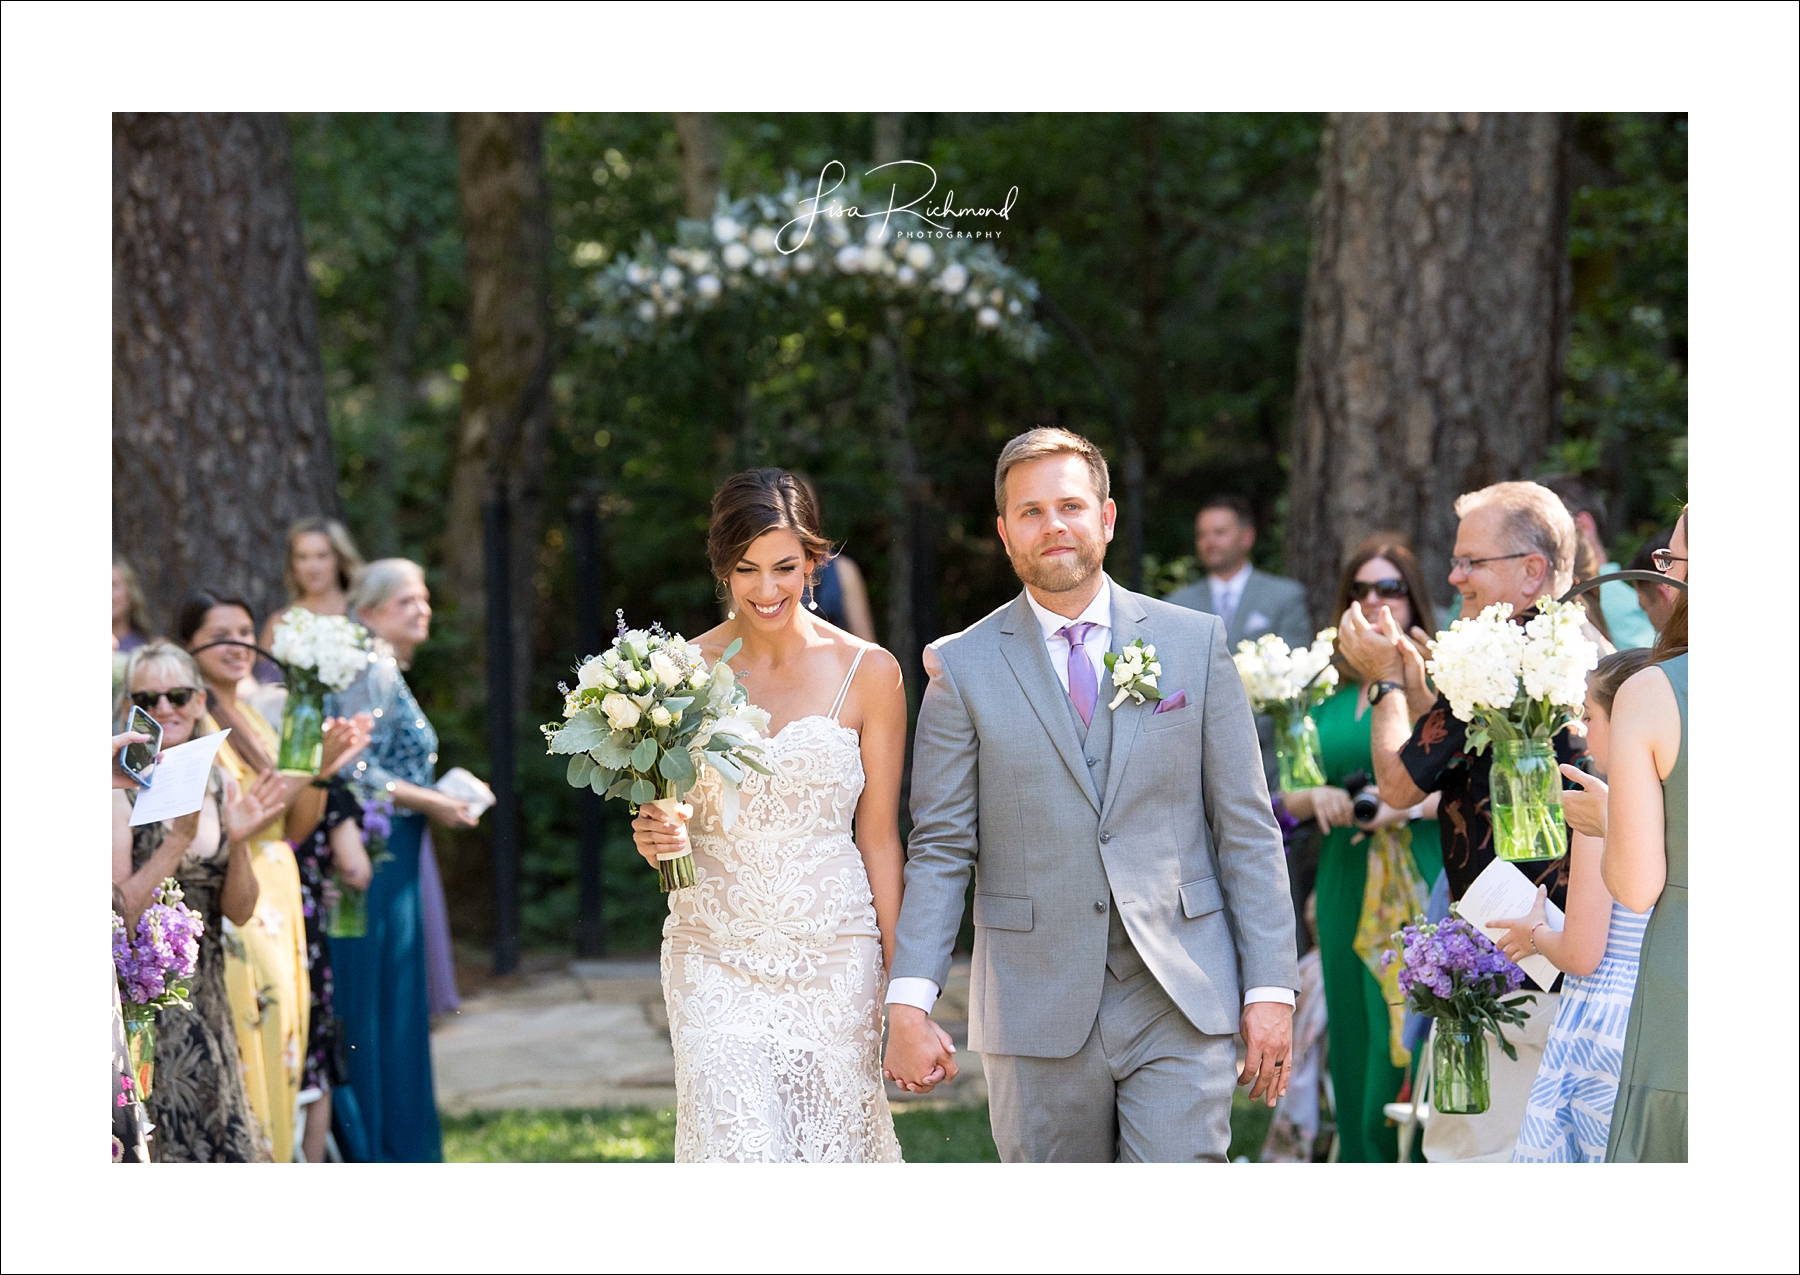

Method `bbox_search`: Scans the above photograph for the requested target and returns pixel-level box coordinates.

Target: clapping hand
[1337,601,1406,683]
[1559,764,1607,838]
[223,771,288,846]
[319,713,374,778]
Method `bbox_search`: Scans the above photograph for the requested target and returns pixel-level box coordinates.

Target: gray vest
[1065,673,1149,981]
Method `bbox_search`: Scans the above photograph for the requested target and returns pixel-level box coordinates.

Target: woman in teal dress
[332,560,482,1161]
[1601,510,1688,1161]
[1284,541,1443,1162]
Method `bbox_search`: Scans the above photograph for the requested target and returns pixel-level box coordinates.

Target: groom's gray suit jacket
[894,581,1298,1057]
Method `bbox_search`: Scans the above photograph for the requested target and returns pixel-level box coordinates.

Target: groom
[882,428,1298,1162]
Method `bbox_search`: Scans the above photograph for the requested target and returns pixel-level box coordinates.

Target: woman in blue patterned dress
[330,559,480,1161]
[1494,649,1656,1162]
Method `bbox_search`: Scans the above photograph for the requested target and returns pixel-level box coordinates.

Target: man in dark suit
[1164,495,1313,789]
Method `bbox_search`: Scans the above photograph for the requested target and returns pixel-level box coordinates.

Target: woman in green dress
[1598,509,1688,1161]
[1284,540,1443,1162]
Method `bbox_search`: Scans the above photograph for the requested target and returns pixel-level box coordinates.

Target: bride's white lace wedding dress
[662,648,903,1162]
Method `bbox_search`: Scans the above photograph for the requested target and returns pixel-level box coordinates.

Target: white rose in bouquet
[601,692,641,731]
[650,649,684,689]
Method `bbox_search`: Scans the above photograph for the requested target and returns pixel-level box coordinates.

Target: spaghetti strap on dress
[828,646,867,722]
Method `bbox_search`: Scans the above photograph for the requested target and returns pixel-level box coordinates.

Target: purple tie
[1059,622,1100,726]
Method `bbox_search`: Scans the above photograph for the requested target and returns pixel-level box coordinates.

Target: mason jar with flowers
[1425,597,1598,862]
[1233,629,1340,793]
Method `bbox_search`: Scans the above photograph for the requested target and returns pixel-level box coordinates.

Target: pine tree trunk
[673,113,722,220]
[113,112,338,636]
[443,112,552,710]
[1285,113,1570,621]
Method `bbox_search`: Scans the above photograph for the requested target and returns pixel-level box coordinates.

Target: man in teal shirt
[1543,474,1655,649]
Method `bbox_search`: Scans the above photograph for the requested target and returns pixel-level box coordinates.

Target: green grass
[445,1098,1269,1162]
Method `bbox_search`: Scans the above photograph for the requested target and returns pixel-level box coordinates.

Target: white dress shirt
[1208,561,1254,626]
[887,577,1294,1015]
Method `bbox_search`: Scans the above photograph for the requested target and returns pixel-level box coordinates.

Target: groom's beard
[1009,533,1107,596]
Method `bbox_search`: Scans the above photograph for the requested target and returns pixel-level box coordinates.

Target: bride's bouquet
[270,608,373,776]
[542,615,772,891]
[1233,629,1339,792]
[1426,597,1597,861]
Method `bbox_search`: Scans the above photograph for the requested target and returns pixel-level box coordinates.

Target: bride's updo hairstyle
[707,468,835,585]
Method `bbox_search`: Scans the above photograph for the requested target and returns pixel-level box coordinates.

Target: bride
[632,468,947,1162]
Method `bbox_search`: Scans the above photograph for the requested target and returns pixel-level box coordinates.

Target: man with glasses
[1337,480,1590,1164]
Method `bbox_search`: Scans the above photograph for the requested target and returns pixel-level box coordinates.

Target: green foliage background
[290,112,1687,953]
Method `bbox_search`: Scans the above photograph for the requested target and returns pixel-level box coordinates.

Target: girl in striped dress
[1493,650,1656,1162]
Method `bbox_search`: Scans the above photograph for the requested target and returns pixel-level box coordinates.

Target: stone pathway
[432,955,985,1117]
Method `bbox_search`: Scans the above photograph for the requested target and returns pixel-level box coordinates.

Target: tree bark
[113,112,338,635]
[871,322,924,701]
[444,113,552,709]
[673,113,722,220]
[1285,113,1570,621]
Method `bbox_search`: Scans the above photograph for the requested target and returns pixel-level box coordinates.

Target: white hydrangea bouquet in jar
[1233,629,1340,792]
[1426,597,1598,862]
[270,608,374,776]
[541,615,772,891]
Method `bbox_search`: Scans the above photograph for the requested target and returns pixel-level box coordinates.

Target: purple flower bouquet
[113,879,204,1098]
[1383,915,1536,1114]
[1383,916,1535,1054]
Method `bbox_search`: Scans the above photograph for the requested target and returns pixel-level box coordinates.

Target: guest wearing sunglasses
[1281,538,1444,1160]
[113,643,285,1161]
[1337,481,1589,1162]
[179,588,370,1163]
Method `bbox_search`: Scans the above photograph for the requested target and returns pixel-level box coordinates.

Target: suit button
[1099,831,1112,844]
[1094,900,1107,913]
[1086,756,1097,767]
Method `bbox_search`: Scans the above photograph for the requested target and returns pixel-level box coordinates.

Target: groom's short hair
[994,427,1110,514]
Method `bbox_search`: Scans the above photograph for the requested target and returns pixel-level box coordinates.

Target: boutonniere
[1104,638,1164,710]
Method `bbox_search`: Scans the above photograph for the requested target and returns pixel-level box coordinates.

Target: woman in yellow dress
[180,588,368,1162]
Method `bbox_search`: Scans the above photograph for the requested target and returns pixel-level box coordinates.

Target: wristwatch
[1367,679,1403,706]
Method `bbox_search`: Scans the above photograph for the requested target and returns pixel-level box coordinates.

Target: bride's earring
[806,578,819,612]
[728,609,736,620]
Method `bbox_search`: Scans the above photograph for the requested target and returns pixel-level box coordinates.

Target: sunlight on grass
[445,1098,1270,1162]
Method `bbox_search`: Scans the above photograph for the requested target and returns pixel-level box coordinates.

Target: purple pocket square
[1152,690,1189,714]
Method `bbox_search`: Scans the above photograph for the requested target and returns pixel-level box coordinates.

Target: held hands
[1559,764,1608,838]
[882,1005,957,1094]
[631,802,691,870]
[1490,886,1549,964]
[1238,1001,1294,1108]
[223,771,288,846]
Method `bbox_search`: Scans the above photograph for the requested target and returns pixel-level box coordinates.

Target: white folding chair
[1384,1019,1434,1163]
